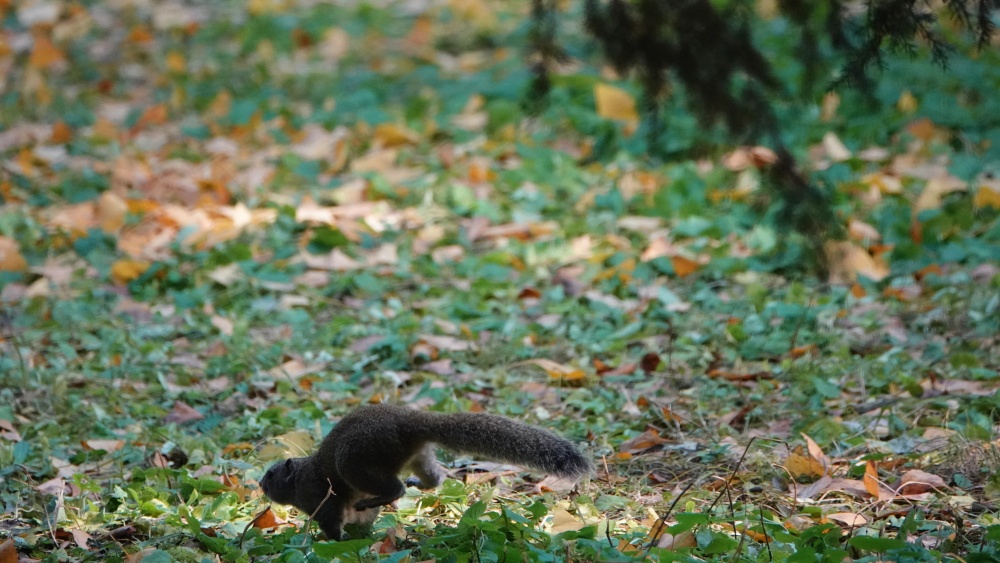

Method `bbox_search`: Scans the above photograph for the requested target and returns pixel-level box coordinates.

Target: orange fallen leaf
[252,507,282,529]
[670,255,700,277]
[863,460,880,497]
[51,121,73,143]
[30,32,64,69]
[0,538,16,563]
[0,237,27,272]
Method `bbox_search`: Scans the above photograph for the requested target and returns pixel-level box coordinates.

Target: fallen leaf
[670,255,700,277]
[897,470,947,495]
[98,192,128,232]
[253,507,284,529]
[786,452,826,480]
[163,401,204,424]
[863,460,880,498]
[913,176,966,214]
[30,32,64,68]
[974,178,1000,209]
[0,539,16,563]
[822,132,851,162]
[824,241,889,283]
[594,83,638,123]
[549,508,587,533]
[618,429,668,454]
[82,439,124,452]
[0,237,27,271]
[520,358,586,381]
[110,259,150,284]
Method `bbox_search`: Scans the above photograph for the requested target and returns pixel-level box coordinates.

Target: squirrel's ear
[279,459,297,484]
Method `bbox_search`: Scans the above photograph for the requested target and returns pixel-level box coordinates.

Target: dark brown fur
[259,404,591,539]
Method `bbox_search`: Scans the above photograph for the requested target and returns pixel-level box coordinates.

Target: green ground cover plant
[1,1,999,561]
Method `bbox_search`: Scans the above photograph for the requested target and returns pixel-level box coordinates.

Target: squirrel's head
[259,458,300,504]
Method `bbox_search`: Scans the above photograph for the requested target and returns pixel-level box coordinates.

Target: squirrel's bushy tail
[419,412,592,478]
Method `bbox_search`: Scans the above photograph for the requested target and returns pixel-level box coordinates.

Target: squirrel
[259,403,591,540]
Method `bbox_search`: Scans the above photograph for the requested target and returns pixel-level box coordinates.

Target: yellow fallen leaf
[0,236,27,272]
[974,180,1000,209]
[110,259,150,284]
[897,91,918,113]
[594,83,638,123]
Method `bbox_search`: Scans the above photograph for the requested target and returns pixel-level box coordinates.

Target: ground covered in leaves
[1,1,1000,562]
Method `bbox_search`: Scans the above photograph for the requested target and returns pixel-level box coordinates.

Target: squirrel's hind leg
[349,474,407,510]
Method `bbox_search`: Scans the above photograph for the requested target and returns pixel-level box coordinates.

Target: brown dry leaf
[82,439,124,452]
[110,259,150,284]
[70,528,92,549]
[618,429,668,454]
[863,460,880,498]
[0,538,15,563]
[594,83,638,123]
[897,470,947,495]
[786,452,826,480]
[0,236,27,272]
[163,401,205,424]
[301,248,363,271]
[824,241,889,284]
